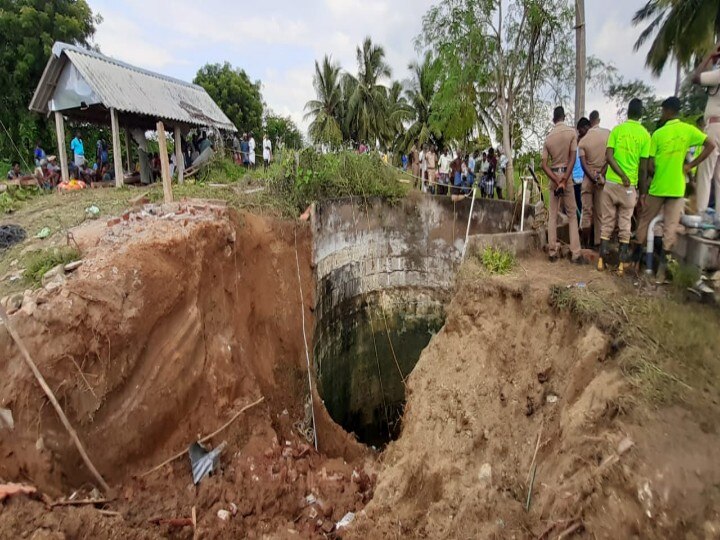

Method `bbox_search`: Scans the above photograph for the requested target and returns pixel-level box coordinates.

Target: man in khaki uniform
[691,42,720,215]
[541,106,586,264]
[578,110,610,247]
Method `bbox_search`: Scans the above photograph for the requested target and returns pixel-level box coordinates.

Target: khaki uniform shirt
[542,123,577,169]
[699,70,720,119]
[578,126,610,177]
[426,152,437,169]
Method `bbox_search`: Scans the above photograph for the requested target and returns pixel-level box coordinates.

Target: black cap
[661,96,681,113]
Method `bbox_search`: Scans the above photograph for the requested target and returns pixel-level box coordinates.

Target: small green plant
[668,258,700,291]
[0,187,39,214]
[479,246,516,275]
[24,247,81,285]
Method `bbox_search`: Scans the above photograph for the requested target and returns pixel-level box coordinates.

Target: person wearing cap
[600,98,651,275]
[636,97,715,282]
[691,42,720,215]
[541,106,586,264]
[579,110,610,248]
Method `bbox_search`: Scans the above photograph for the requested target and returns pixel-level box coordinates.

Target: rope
[0,116,33,171]
[294,227,318,451]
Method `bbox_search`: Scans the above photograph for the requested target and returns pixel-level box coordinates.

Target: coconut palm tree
[633,0,720,83]
[382,81,412,151]
[304,56,344,147]
[345,37,392,147]
[401,52,437,152]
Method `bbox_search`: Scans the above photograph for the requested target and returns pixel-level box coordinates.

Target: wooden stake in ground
[0,305,111,494]
[156,121,173,204]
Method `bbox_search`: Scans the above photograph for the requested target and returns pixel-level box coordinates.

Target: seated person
[7,161,22,179]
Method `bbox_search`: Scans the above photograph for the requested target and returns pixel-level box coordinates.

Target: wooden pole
[156,121,173,203]
[174,126,184,185]
[110,108,124,188]
[54,112,69,184]
[124,128,132,173]
[0,304,111,494]
[574,0,586,123]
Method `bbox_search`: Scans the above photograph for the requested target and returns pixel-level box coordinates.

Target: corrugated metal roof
[29,42,237,132]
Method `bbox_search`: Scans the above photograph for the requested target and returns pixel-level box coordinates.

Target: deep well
[311,193,528,446]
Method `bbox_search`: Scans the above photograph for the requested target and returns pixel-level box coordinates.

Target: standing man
[691,42,720,216]
[240,134,250,169]
[636,97,715,282]
[70,131,85,168]
[579,110,610,248]
[496,148,507,200]
[248,132,257,169]
[572,118,591,223]
[426,146,437,193]
[410,142,420,189]
[541,106,586,264]
[600,99,651,274]
[34,141,46,167]
[262,133,272,171]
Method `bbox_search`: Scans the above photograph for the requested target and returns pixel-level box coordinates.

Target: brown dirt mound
[349,271,720,539]
[0,202,370,538]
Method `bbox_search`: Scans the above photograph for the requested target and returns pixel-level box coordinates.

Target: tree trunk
[574,0,586,122]
[501,101,514,200]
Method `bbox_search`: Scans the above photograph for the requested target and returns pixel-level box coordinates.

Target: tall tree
[264,113,303,149]
[345,37,392,146]
[402,52,439,151]
[194,62,263,135]
[304,56,344,147]
[383,81,412,151]
[0,0,99,162]
[421,0,574,198]
[633,0,720,80]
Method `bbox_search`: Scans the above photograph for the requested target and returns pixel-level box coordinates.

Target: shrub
[24,247,81,285]
[479,246,515,275]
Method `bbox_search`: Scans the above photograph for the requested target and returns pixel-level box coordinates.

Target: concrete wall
[311,194,531,443]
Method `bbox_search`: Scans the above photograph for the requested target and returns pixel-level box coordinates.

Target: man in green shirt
[601,98,651,275]
[636,97,715,282]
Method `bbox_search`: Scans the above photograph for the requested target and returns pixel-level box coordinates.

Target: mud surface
[350,258,720,539]
[0,202,371,538]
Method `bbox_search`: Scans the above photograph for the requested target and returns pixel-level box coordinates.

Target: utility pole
[575,0,586,123]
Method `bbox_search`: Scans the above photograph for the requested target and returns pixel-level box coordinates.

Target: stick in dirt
[0,305,111,494]
[138,396,265,478]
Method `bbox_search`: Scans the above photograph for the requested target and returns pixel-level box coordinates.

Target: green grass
[23,246,81,285]
[668,258,701,291]
[479,246,516,275]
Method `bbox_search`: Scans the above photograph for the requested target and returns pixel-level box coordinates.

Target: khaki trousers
[600,182,637,243]
[635,195,684,252]
[581,177,603,245]
[697,122,720,214]
[548,186,581,258]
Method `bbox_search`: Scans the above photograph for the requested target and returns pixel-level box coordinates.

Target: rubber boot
[597,239,610,272]
[618,242,630,276]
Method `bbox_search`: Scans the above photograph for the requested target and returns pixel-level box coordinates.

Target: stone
[64,260,83,272]
[41,264,65,286]
[44,274,66,293]
[106,218,121,227]
[617,437,634,455]
[0,408,13,430]
[478,463,492,486]
[2,293,24,314]
[217,509,231,521]
[129,193,150,207]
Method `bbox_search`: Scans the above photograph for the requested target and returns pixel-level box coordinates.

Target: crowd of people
[541,43,719,280]
[404,143,508,199]
[231,132,274,170]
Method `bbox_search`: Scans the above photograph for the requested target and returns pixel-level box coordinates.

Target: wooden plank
[54,112,69,184]
[174,126,184,185]
[110,108,123,188]
[156,121,173,203]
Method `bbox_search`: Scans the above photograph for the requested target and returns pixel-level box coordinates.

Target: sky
[86,0,677,140]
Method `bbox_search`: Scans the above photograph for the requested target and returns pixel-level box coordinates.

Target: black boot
[597,239,610,272]
[655,249,670,284]
[618,242,630,276]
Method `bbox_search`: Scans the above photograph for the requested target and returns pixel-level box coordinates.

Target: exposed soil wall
[0,203,369,538]
[349,273,720,539]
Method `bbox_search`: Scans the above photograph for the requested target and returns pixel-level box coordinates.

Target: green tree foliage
[305,56,344,147]
[194,62,263,135]
[402,52,439,151]
[264,113,302,149]
[420,0,574,198]
[0,0,99,163]
[633,0,720,77]
[344,37,392,146]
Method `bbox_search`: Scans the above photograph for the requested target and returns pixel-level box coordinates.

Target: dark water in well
[315,292,445,448]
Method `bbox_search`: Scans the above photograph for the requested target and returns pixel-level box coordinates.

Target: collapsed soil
[0,202,370,538]
[350,258,720,539]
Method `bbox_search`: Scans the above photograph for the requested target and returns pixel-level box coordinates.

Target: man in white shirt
[262,133,272,171]
[248,133,257,168]
[692,42,720,215]
[419,145,427,192]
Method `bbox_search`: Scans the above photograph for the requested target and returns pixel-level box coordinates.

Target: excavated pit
[311,194,531,446]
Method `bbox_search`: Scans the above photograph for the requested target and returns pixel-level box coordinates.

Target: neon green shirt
[606,119,651,186]
[649,119,707,197]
